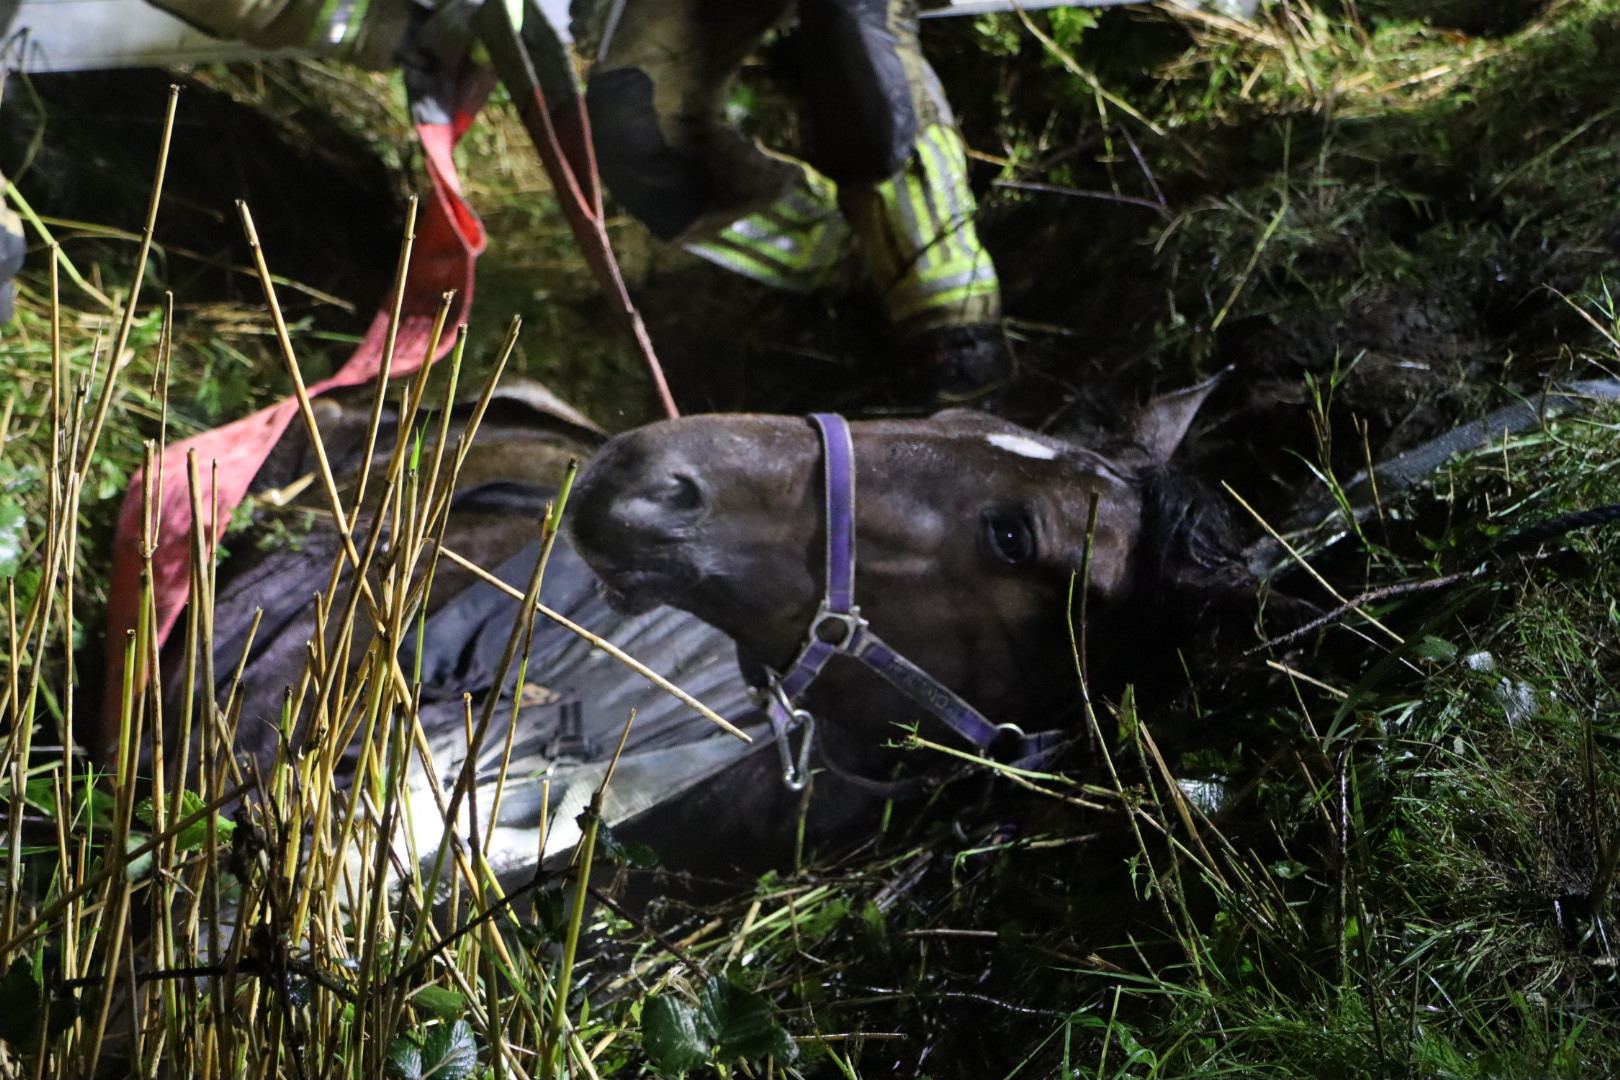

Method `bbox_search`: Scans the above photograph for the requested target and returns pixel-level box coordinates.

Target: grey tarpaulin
[399,523,767,868]
[159,381,767,877]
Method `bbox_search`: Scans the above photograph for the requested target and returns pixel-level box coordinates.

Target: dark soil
[0,67,404,353]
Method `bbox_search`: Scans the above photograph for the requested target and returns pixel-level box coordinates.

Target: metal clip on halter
[765,681,816,792]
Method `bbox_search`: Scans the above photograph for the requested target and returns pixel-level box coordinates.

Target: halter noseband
[753,413,1063,791]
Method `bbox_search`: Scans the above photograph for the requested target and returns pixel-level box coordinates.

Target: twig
[1245,568,1482,655]
[60,953,360,1004]
[1119,126,1167,211]
[993,179,1170,217]
[1224,481,1404,646]
[1212,194,1288,331]
[0,782,252,955]
[1265,660,1349,700]
[392,869,559,985]
[586,885,710,981]
[1014,9,1166,137]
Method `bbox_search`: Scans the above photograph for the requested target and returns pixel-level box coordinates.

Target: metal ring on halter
[988,722,1031,761]
[808,602,866,651]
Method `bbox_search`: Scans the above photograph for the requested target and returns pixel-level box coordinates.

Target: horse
[163,375,1247,881]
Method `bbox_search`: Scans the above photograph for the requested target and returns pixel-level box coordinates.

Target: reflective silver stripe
[689,241,809,290]
[886,169,927,254]
[727,217,800,252]
[909,145,946,257]
[879,136,988,280]
[325,0,363,47]
[917,263,998,294]
[711,230,802,271]
[692,167,848,291]
[688,214,848,292]
[910,132,955,264]
[772,184,838,228]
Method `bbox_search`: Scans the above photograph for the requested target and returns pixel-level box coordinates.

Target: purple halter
[756,413,1063,791]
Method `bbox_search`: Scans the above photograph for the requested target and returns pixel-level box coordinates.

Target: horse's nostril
[664,472,703,513]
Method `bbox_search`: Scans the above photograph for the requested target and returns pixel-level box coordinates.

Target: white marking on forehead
[986,432,1059,461]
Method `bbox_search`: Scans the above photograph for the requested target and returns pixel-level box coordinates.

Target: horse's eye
[982,510,1036,565]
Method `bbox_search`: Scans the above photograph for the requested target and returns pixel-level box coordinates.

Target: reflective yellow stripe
[866,123,999,326]
[687,242,805,290]
[686,164,847,293]
[916,125,979,266]
[884,276,999,324]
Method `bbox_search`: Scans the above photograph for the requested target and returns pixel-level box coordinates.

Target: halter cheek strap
[754,413,1064,791]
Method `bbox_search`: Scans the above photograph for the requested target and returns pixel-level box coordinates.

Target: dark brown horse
[166,378,1245,878]
[568,379,1250,856]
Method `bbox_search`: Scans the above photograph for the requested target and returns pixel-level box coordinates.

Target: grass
[1,1,1620,1076]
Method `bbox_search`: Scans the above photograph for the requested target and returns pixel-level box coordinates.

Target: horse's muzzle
[568,427,712,608]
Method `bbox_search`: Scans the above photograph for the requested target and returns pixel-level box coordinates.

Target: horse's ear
[1130,371,1225,464]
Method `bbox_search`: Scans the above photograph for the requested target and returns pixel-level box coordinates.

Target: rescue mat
[159,378,768,873]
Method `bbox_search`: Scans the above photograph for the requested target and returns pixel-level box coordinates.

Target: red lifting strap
[96,109,488,764]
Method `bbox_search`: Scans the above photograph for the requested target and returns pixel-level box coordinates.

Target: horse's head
[569,380,1236,752]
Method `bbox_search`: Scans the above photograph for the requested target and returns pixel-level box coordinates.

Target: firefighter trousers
[585,0,1001,339]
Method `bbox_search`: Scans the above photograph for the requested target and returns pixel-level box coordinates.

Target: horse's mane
[1137,467,1254,606]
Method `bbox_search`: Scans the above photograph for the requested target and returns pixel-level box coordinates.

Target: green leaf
[410,426,427,472]
[44,986,78,1042]
[594,823,659,869]
[134,789,235,851]
[526,881,568,941]
[1415,635,1458,662]
[412,985,468,1020]
[0,499,26,579]
[1269,859,1309,880]
[419,1019,477,1080]
[793,897,850,941]
[699,977,798,1068]
[387,1036,424,1080]
[641,994,714,1076]
[0,957,69,1048]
